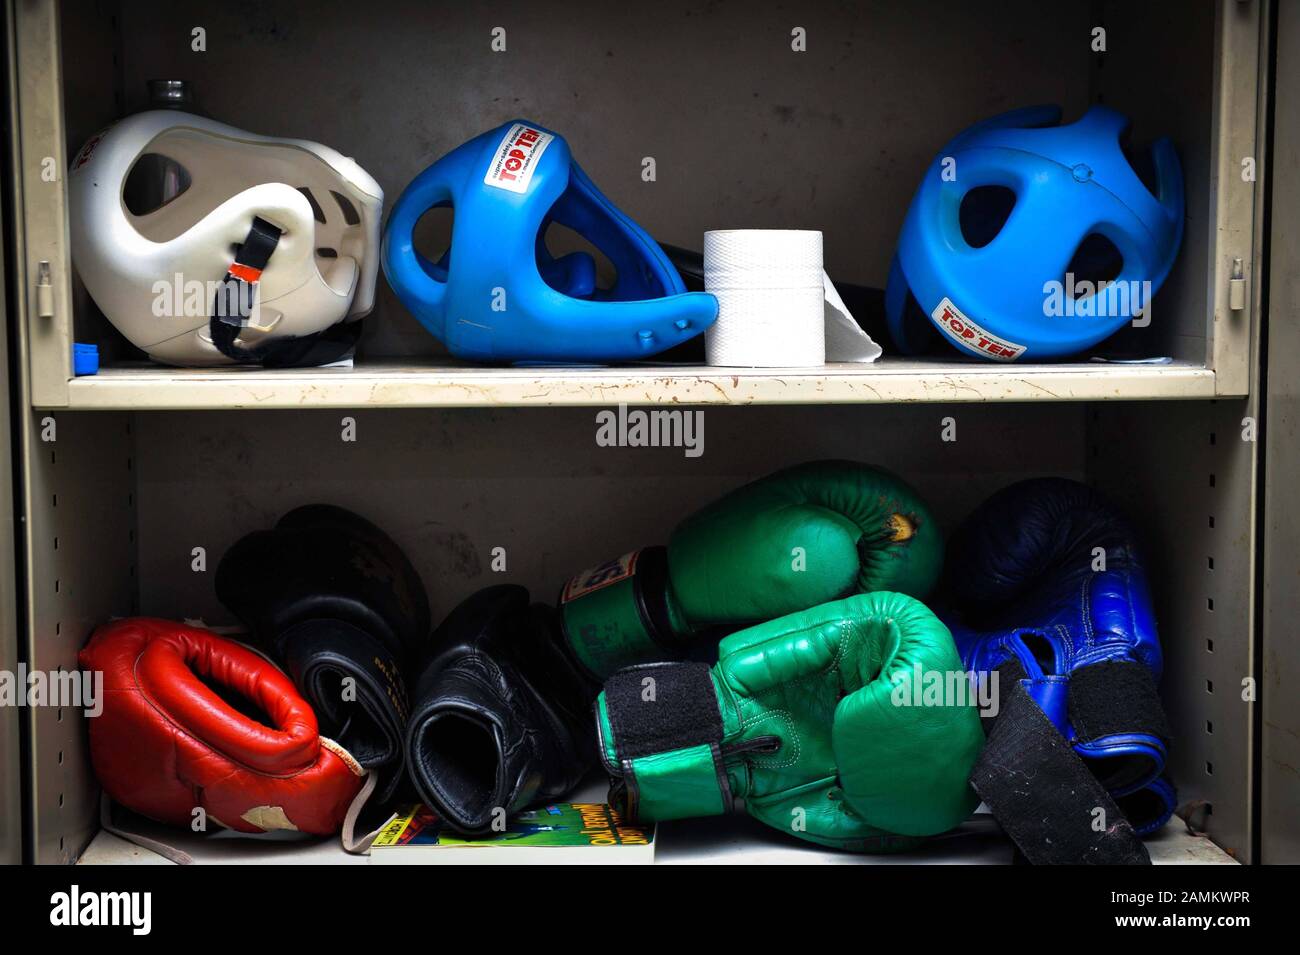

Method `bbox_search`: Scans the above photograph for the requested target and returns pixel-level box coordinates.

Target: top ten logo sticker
[483,123,555,194]
[930,296,1026,361]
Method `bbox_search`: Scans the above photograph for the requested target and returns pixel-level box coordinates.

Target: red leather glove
[80,618,365,835]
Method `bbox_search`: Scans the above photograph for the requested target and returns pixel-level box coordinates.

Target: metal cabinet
[1,0,1285,864]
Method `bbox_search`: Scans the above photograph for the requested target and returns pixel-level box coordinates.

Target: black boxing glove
[406,585,595,834]
[216,505,431,804]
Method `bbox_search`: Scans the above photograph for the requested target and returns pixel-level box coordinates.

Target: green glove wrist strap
[558,547,684,680]
[598,662,777,822]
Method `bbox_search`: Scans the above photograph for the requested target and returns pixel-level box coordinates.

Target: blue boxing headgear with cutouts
[382,120,717,363]
[885,105,1184,361]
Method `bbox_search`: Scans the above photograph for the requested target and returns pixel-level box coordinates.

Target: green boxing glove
[595,592,983,851]
[558,460,942,681]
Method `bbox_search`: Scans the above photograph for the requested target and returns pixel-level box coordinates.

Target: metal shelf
[51,357,1221,411]
[76,814,1238,866]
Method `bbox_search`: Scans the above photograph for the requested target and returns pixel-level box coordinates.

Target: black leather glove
[406,585,595,834]
[216,504,431,804]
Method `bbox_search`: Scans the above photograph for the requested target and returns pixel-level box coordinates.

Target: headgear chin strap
[69,110,383,367]
[382,120,717,363]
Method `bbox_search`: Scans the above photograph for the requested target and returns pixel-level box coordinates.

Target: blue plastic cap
[73,343,100,376]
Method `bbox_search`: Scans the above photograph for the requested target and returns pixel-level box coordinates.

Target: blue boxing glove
[944,478,1174,864]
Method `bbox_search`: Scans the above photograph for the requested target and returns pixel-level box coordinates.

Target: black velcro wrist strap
[604,662,723,758]
[602,662,732,822]
[1069,659,1172,747]
[970,680,1151,865]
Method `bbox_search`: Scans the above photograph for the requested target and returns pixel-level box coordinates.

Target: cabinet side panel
[0,101,21,866]
[12,0,71,404]
[22,411,136,864]
[1261,0,1300,867]
[1091,401,1256,862]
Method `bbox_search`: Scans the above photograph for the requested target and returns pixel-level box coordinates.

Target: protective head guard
[382,120,717,363]
[885,105,1183,361]
[69,110,383,367]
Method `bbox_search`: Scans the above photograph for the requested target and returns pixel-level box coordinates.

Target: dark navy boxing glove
[217,505,432,806]
[405,585,595,835]
[944,478,1173,864]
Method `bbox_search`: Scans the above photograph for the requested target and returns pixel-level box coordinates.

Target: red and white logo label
[931,297,1026,361]
[483,123,555,194]
[72,131,106,171]
[561,550,640,603]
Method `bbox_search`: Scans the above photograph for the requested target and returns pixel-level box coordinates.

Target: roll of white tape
[703,230,826,367]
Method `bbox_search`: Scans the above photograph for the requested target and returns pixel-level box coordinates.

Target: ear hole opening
[412,203,455,278]
[297,187,327,224]
[316,248,338,258]
[1019,632,1059,674]
[122,153,193,216]
[1064,233,1125,299]
[958,185,1016,249]
[330,190,361,225]
[307,670,356,741]
[194,672,276,730]
[539,222,618,296]
[1092,753,1156,796]
[419,714,500,823]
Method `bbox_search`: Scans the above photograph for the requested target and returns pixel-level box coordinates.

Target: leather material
[216,505,431,803]
[80,618,364,835]
[597,592,983,851]
[944,477,1168,795]
[406,585,594,835]
[559,460,943,681]
[1118,774,1178,837]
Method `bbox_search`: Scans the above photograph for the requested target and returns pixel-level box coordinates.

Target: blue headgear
[885,105,1184,361]
[382,120,717,363]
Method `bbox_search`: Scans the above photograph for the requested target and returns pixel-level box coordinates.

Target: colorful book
[368,803,655,865]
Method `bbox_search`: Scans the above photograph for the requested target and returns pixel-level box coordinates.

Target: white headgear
[69,111,383,366]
